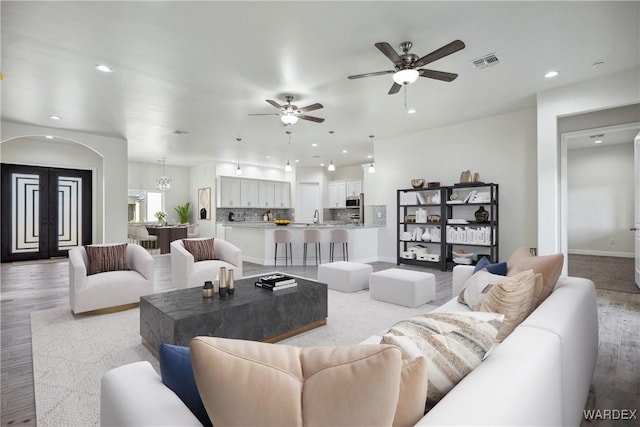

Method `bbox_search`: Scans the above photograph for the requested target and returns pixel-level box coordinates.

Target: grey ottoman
[369,268,436,308]
[317,261,373,292]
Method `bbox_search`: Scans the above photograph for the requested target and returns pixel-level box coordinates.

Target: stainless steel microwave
[346,197,360,207]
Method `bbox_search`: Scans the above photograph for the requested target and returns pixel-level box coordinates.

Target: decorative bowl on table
[274,219,290,226]
[411,179,425,189]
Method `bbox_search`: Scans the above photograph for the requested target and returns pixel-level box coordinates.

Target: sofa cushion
[84,243,128,275]
[507,247,563,306]
[190,336,404,426]
[480,269,539,342]
[158,344,212,427]
[380,311,503,410]
[183,238,216,262]
[473,256,507,275]
[457,269,505,310]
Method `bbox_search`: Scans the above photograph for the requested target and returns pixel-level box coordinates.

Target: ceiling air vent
[471,53,501,70]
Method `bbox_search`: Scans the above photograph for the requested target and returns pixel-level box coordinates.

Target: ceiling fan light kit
[393,69,419,85]
[249,95,324,126]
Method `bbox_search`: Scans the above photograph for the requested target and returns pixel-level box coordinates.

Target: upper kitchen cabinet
[274,182,291,208]
[240,179,259,208]
[346,180,363,198]
[219,177,242,207]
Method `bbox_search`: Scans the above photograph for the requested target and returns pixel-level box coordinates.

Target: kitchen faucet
[313,209,319,224]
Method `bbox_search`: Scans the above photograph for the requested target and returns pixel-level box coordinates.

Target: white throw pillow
[458,269,506,310]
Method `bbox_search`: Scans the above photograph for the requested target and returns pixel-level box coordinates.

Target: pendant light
[368,135,375,173]
[235,138,242,175]
[284,131,293,172]
[155,158,173,191]
[327,130,336,171]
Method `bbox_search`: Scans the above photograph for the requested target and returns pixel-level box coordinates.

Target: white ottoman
[318,261,373,293]
[369,268,436,308]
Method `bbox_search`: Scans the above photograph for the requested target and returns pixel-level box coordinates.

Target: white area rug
[31,289,436,426]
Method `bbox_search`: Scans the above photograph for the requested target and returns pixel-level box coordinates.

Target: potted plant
[154,211,167,226]
[174,202,192,224]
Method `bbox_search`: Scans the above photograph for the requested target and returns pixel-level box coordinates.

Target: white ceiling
[2,1,639,169]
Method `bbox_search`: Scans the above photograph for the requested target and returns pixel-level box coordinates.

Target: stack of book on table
[255,274,298,291]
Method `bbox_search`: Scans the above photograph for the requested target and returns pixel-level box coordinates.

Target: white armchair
[170,238,242,289]
[68,243,154,314]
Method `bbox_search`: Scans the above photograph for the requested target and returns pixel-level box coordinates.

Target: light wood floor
[1,255,638,426]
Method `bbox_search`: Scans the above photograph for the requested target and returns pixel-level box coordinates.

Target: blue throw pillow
[474,256,507,275]
[159,344,212,427]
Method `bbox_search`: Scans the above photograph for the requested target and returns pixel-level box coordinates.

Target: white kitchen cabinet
[346,180,362,198]
[240,180,259,207]
[328,182,346,208]
[274,182,290,208]
[219,177,241,207]
[259,181,275,208]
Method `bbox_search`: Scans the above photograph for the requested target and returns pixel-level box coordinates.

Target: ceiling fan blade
[265,99,282,109]
[375,42,402,65]
[248,113,281,116]
[388,82,402,95]
[298,103,323,113]
[413,40,465,68]
[348,70,395,80]
[418,69,459,82]
[298,115,325,123]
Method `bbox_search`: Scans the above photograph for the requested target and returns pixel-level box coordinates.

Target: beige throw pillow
[190,337,406,427]
[381,312,503,410]
[182,238,215,262]
[480,269,538,341]
[507,247,564,306]
[458,269,506,310]
[84,243,128,275]
[394,357,429,427]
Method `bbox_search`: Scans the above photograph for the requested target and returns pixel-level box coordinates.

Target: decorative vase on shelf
[474,206,490,223]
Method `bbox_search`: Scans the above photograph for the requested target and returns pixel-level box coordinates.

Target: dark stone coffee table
[140,274,328,356]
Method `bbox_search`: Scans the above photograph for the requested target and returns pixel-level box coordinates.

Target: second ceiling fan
[348,39,465,94]
[249,95,325,125]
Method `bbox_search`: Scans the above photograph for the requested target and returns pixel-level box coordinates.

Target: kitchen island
[219,222,379,266]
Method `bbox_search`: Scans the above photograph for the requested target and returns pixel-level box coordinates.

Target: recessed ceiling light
[342,149,348,154]
[594,140,603,144]
[367,155,373,159]
[544,71,559,78]
[294,159,300,163]
[312,143,318,147]
[49,115,61,120]
[45,135,54,139]
[265,155,271,159]
[94,64,113,73]
[320,163,325,167]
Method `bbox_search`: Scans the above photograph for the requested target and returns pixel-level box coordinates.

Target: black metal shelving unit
[444,183,499,269]
[396,183,499,271]
[396,187,447,271]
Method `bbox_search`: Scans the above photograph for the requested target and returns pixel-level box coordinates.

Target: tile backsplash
[216,208,294,222]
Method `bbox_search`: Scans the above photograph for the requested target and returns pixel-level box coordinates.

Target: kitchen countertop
[220,221,379,229]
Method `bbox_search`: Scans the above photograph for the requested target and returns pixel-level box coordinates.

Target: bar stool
[303,229,322,267]
[329,229,348,262]
[273,229,293,266]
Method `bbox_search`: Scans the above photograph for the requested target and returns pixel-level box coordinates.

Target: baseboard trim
[569,249,634,259]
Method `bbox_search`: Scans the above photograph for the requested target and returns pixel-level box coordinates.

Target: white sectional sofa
[101,266,598,426]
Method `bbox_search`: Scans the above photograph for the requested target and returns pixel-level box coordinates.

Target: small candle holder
[202,281,214,298]
[227,270,235,295]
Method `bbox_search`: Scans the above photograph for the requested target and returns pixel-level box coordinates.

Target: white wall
[1,121,127,243]
[128,161,191,224]
[568,142,634,256]
[327,164,363,182]
[189,162,217,237]
[373,107,538,262]
[536,68,640,261]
